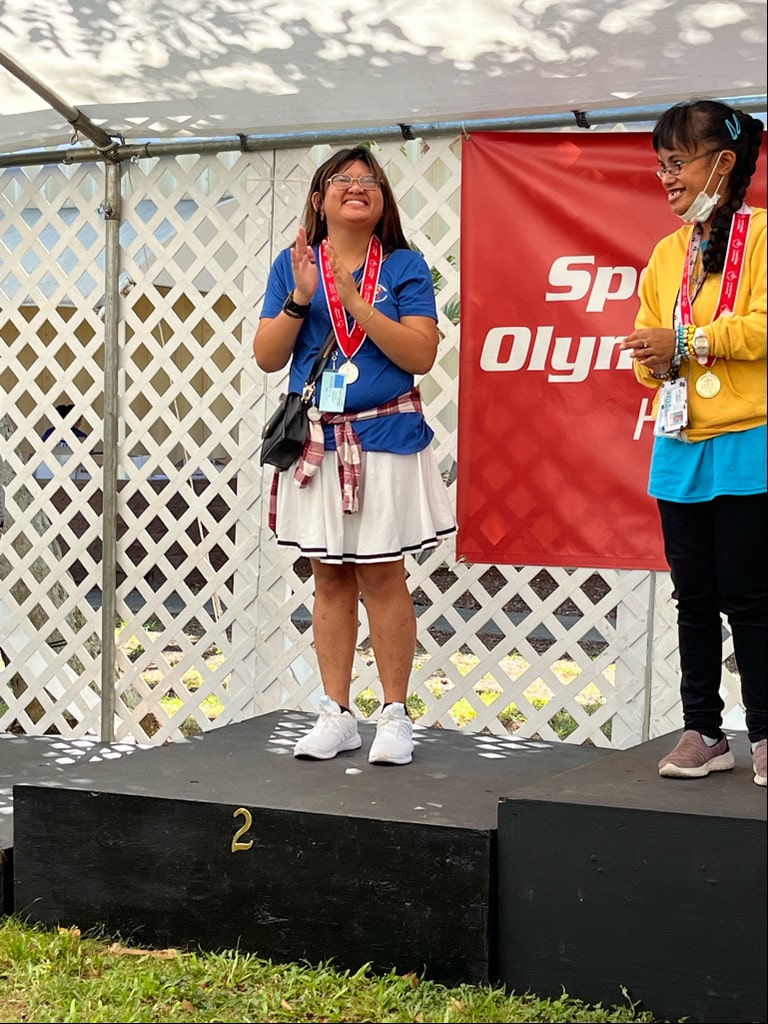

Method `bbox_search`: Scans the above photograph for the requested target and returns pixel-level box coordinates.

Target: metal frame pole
[100,160,123,742]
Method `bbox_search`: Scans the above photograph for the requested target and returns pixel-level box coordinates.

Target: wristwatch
[692,328,710,361]
[282,291,311,319]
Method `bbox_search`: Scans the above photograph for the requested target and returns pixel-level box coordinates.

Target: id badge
[319,370,347,413]
[654,378,688,438]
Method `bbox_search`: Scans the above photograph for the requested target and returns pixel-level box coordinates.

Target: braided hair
[652,99,764,273]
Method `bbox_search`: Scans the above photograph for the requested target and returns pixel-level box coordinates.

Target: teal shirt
[649,424,767,502]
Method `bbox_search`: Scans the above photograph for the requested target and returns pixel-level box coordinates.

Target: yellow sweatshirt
[634,206,766,442]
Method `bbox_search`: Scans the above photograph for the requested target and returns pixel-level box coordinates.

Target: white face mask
[679,152,725,223]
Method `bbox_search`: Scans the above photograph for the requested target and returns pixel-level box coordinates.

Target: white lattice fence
[0,138,743,747]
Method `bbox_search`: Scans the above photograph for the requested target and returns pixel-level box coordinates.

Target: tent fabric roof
[0,0,765,155]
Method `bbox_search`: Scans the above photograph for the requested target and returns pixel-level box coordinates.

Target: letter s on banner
[545,257,638,312]
[545,256,595,302]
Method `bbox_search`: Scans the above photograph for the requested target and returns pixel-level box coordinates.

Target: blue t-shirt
[41,426,88,443]
[260,244,438,454]
[649,424,767,502]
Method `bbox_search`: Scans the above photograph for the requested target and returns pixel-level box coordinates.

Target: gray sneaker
[752,738,767,787]
[658,730,735,779]
[293,696,361,759]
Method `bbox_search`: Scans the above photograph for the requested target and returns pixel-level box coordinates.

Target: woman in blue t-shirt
[254,146,455,767]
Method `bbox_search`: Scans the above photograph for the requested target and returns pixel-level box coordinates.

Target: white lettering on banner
[481,326,636,382]
[633,398,656,440]
[545,256,638,312]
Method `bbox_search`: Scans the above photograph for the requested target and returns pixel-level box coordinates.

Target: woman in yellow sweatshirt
[622,98,766,786]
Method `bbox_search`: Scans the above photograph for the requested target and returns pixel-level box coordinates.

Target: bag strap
[305,329,336,387]
[300,329,336,403]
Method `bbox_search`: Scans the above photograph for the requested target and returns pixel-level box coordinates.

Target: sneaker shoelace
[312,703,345,732]
[378,710,410,736]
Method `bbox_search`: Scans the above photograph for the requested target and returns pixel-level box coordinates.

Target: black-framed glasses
[655,149,720,179]
[326,173,381,190]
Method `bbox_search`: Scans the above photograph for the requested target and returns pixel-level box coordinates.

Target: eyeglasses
[326,173,381,190]
[655,149,720,179]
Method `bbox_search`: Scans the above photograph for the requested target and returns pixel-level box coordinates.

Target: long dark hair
[302,146,410,253]
[652,99,764,273]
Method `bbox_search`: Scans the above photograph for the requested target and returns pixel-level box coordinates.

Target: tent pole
[0,46,119,152]
[642,572,657,743]
[100,160,123,743]
[0,94,764,168]
[0,44,125,738]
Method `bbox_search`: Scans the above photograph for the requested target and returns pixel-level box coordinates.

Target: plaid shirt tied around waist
[298,385,424,513]
[268,386,424,529]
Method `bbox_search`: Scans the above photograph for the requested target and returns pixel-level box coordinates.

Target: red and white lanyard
[678,205,751,365]
[319,235,382,360]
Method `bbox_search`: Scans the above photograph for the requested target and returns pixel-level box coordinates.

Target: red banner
[456,132,767,570]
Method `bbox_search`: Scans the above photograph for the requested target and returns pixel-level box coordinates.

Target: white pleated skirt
[273,448,456,564]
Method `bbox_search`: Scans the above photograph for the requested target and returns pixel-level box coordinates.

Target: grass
[0,917,676,1023]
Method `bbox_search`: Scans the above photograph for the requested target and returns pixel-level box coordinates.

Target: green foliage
[0,917,674,1023]
[406,693,427,718]
[495,696,612,741]
[353,689,429,721]
[354,688,380,717]
[121,635,145,662]
[443,297,461,324]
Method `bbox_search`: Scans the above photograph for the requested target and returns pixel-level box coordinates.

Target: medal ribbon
[678,206,751,366]
[319,235,382,360]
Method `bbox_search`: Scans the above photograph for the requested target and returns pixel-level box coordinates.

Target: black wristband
[282,291,311,319]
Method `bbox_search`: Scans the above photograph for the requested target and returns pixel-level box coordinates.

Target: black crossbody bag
[259,330,336,470]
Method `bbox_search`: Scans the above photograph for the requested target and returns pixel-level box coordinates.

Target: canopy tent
[1,1,766,745]
[0,0,766,158]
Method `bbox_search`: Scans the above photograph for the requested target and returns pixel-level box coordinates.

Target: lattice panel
[1,140,743,747]
[1,162,108,736]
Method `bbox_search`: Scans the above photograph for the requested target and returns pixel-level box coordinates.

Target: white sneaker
[368,703,413,765]
[293,696,361,759]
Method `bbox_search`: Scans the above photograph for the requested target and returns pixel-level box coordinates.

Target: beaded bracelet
[650,366,679,381]
[675,323,696,361]
[684,327,696,359]
[651,344,682,380]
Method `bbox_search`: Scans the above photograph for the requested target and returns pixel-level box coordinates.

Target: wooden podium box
[11,712,606,984]
[497,731,766,1024]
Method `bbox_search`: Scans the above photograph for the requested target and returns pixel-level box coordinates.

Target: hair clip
[725,114,741,141]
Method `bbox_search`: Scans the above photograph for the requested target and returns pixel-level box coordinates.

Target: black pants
[658,493,767,743]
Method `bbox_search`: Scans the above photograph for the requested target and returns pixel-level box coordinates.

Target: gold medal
[695,371,720,398]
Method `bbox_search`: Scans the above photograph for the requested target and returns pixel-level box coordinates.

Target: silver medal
[339,361,359,384]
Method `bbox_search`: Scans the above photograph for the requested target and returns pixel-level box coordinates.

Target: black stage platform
[5,717,767,1023]
[8,713,606,985]
[0,733,143,914]
[498,730,766,1024]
